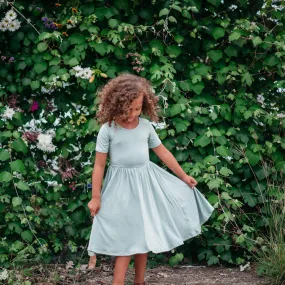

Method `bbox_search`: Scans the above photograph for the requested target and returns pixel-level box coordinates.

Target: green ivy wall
[0,0,285,267]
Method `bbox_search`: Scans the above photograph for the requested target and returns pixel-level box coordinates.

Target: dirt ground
[32,262,270,285]
[81,263,269,285]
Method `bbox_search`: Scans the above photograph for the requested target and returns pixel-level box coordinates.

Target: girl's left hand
[181,175,197,189]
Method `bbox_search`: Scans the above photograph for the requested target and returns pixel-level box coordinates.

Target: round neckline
[115,117,141,130]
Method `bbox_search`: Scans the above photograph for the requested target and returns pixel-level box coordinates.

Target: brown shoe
[134,283,145,285]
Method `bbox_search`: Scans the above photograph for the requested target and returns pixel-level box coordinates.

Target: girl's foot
[88,255,97,269]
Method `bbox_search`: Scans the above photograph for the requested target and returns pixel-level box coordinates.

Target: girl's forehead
[130,94,144,106]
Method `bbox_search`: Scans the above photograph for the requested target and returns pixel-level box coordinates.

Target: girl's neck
[115,117,140,130]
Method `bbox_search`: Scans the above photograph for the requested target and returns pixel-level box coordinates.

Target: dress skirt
[87,161,214,256]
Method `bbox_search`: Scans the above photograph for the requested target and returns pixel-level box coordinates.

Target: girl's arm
[152,144,197,188]
[91,152,108,198]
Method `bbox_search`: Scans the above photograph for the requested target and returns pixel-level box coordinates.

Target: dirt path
[79,263,269,285]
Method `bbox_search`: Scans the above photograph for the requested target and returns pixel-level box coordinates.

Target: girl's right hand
[88,197,101,217]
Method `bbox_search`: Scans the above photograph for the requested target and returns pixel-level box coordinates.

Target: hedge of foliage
[0,0,285,268]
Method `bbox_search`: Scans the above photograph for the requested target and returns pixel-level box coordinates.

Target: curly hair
[96,73,160,126]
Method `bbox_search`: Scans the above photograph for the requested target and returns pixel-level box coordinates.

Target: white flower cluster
[67,15,79,29]
[73,65,93,80]
[36,130,56,153]
[0,9,21,32]
[257,94,265,104]
[0,269,8,281]
[228,4,238,11]
[1,106,15,120]
[150,121,167,130]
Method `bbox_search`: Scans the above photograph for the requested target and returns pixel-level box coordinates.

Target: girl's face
[119,94,143,123]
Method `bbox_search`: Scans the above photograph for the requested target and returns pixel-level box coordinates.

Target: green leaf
[173,118,189,133]
[242,72,253,86]
[84,141,96,152]
[11,138,28,154]
[92,42,108,56]
[69,33,86,45]
[69,57,79,67]
[191,81,205,95]
[195,64,210,76]
[229,32,241,41]
[169,104,182,116]
[169,16,177,23]
[194,134,211,147]
[12,197,22,207]
[37,42,48,52]
[114,0,129,10]
[179,81,191,91]
[212,27,225,40]
[207,0,221,6]
[264,55,279,66]
[182,9,191,19]
[245,150,261,166]
[169,253,184,267]
[0,149,9,161]
[204,155,221,165]
[85,119,99,135]
[216,146,231,157]
[172,4,182,12]
[208,50,223,62]
[25,206,34,212]
[208,255,220,265]
[252,36,262,47]
[207,178,223,190]
[224,46,238,57]
[21,230,33,242]
[22,78,31,86]
[108,18,119,28]
[10,160,25,173]
[165,45,181,58]
[11,240,25,252]
[49,57,61,66]
[39,32,52,41]
[243,110,252,119]
[219,167,233,177]
[70,209,86,225]
[34,62,48,74]
[30,80,40,90]
[159,8,169,17]
[174,35,184,43]
[192,75,202,84]
[16,181,30,191]
[0,171,13,183]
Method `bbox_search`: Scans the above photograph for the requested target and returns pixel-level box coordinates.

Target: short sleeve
[95,124,110,153]
[148,121,162,149]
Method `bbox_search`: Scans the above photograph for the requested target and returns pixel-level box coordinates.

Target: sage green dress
[88,117,214,256]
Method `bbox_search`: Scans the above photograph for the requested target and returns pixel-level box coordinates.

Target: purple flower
[87,183,92,189]
[42,17,58,30]
[9,57,15,62]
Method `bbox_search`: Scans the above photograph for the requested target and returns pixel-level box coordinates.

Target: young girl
[87,73,214,285]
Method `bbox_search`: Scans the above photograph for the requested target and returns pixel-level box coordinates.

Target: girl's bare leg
[88,255,97,269]
[112,255,132,285]
[134,253,148,284]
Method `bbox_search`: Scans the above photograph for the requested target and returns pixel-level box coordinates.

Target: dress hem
[87,212,213,257]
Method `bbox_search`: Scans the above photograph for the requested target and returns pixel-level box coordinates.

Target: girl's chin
[124,118,136,123]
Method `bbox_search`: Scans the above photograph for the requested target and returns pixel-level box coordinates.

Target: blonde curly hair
[96,73,160,126]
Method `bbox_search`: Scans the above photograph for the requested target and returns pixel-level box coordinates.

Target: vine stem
[7,2,41,35]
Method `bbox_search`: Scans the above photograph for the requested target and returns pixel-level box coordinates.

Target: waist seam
[109,162,150,168]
